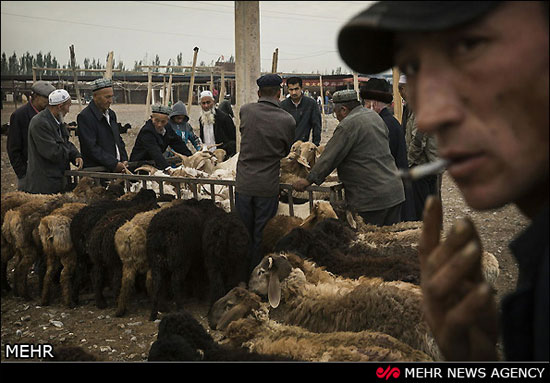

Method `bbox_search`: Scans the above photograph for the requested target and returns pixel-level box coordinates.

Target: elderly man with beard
[24,89,83,194]
[130,104,191,172]
[198,90,236,159]
[338,1,548,360]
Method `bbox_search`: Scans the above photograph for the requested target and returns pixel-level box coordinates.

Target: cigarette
[396,159,449,180]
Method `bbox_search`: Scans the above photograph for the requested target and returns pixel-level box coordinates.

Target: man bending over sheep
[337,1,548,360]
[293,89,405,226]
[235,74,296,273]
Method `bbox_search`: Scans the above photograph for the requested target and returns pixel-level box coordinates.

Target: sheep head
[300,201,338,229]
[248,254,293,308]
[207,287,262,330]
[290,140,304,156]
[299,142,319,167]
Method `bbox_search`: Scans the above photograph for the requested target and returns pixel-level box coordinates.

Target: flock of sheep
[1,142,500,362]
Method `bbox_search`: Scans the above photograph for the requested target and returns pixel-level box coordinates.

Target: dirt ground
[0,103,528,362]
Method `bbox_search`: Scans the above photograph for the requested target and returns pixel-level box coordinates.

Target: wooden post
[210,70,214,92]
[32,68,37,84]
[162,75,166,106]
[167,74,173,106]
[319,75,326,131]
[392,66,403,124]
[353,71,359,94]
[219,67,226,103]
[187,47,199,112]
[105,51,114,79]
[271,48,278,73]
[69,45,82,110]
[145,68,152,120]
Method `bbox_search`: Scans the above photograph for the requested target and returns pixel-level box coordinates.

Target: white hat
[49,89,71,106]
[200,90,214,100]
[399,74,407,85]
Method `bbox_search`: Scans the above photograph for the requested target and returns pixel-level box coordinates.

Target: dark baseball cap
[338,1,501,74]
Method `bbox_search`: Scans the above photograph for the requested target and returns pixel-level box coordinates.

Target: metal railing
[65,166,344,217]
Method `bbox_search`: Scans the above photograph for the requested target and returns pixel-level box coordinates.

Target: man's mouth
[445,152,486,178]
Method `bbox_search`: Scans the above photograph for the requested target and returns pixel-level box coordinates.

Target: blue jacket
[76,100,128,171]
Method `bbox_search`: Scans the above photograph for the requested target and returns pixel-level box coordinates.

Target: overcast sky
[1,1,378,75]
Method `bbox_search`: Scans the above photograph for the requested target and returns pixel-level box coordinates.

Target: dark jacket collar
[258,97,281,108]
[89,99,111,121]
[509,203,549,288]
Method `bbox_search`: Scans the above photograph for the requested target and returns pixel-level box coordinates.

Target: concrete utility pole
[235,1,261,151]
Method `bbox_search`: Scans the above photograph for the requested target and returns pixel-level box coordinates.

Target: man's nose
[414,66,464,134]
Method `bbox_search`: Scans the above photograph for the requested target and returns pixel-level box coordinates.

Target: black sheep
[148,311,295,361]
[86,194,159,308]
[274,218,421,284]
[146,203,206,321]
[69,189,156,307]
[202,211,250,305]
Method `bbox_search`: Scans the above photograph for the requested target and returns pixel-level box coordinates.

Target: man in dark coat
[198,90,236,159]
[280,76,322,146]
[360,78,415,222]
[236,74,296,272]
[24,89,83,194]
[76,78,128,172]
[7,80,55,190]
[130,104,191,171]
[338,1,548,361]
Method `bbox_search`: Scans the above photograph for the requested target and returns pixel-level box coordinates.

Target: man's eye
[451,36,487,58]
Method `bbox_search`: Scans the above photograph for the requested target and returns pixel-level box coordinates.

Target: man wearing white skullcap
[8,80,55,190]
[24,89,83,194]
[198,89,236,159]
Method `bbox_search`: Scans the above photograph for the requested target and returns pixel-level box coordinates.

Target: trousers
[235,192,279,273]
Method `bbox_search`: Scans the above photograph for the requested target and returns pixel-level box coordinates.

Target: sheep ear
[217,303,251,330]
[345,210,357,230]
[267,273,281,308]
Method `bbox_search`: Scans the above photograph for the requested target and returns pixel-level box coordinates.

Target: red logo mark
[376,365,401,380]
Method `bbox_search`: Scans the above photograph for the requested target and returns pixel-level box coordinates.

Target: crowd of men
[6,1,548,362]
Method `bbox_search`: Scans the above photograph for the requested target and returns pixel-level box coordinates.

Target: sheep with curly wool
[113,199,184,317]
[214,288,432,362]
[148,310,294,361]
[245,253,443,360]
[85,190,159,309]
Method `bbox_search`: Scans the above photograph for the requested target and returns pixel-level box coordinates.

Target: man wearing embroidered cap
[24,89,83,194]
[198,90,236,159]
[130,104,191,172]
[76,78,128,172]
[235,73,295,272]
[7,80,55,190]
[338,2,548,361]
[293,89,405,226]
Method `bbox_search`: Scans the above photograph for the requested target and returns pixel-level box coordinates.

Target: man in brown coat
[235,74,296,272]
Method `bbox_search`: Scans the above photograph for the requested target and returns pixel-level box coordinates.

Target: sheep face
[248,254,293,308]
[208,287,262,330]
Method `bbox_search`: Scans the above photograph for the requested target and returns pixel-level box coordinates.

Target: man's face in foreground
[395,2,549,214]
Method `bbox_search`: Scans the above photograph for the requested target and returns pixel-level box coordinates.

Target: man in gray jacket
[24,89,83,194]
[236,74,296,272]
[293,89,404,226]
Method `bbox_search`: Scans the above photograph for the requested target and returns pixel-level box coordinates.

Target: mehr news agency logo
[376,365,546,381]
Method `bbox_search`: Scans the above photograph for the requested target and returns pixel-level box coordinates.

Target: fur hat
[360,78,393,104]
